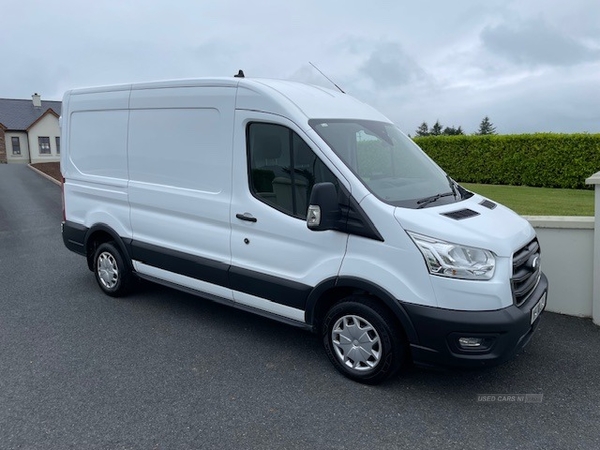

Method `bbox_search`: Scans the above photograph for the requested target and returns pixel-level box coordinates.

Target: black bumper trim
[61,221,88,255]
[403,272,548,368]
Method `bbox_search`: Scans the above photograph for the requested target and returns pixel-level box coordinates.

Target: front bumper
[403,272,548,368]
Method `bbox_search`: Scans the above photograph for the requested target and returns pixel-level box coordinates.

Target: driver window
[248,122,338,218]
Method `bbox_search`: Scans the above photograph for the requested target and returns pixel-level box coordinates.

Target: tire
[93,241,132,297]
[322,297,405,384]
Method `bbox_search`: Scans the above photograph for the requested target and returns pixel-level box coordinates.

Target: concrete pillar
[585,171,600,325]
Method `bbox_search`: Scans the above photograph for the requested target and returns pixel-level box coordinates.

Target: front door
[229,112,349,322]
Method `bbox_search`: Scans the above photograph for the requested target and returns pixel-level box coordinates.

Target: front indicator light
[307,205,321,228]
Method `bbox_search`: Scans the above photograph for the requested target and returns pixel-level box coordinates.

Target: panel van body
[61,77,548,383]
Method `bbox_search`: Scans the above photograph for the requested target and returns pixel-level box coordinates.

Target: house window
[55,137,60,154]
[38,137,51,154]
[11,137,21,155]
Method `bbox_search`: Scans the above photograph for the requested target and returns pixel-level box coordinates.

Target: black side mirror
[307,182,340,231]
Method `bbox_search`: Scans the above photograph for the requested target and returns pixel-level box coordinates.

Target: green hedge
[413,134,600,189]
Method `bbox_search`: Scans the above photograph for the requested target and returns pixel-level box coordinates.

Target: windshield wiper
[416,191,456,209]
[446,175,458,198]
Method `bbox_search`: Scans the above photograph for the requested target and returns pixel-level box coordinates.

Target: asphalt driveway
[1,164,599,449]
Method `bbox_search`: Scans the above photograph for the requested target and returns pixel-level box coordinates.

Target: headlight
[407,232,496,280]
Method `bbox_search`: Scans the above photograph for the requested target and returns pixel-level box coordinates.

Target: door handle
[236,212,257,223]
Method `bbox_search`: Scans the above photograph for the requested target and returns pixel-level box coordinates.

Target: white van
[61,75,548,384]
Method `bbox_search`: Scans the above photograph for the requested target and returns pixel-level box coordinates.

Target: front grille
[511,239,541,306]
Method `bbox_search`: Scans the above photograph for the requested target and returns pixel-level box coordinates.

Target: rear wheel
[322,297,405,384]
[93,241,132,297]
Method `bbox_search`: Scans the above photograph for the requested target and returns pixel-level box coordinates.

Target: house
[0,94,62,164]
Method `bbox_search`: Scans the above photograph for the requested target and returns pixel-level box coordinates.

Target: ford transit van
[61,76,548,384]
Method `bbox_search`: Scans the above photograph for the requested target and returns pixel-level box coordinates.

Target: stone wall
[0,127,7,163]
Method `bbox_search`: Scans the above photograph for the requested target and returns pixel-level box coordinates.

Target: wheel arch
[84,224,133,272]
[305,277,419,344]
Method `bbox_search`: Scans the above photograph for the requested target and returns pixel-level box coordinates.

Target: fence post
[585,171,600,325]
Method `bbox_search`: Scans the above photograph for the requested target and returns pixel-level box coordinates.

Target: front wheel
[93,241,132,297]
[322,297,406,384]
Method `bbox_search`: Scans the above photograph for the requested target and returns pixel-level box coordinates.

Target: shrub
[413,134,600,189]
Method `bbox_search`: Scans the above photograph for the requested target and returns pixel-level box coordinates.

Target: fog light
[458,337,484,348]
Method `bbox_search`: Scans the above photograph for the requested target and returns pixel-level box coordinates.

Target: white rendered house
[0,94,61,164]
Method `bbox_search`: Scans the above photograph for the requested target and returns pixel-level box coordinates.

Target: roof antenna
[234,69,245,78]
[309,62,345,93]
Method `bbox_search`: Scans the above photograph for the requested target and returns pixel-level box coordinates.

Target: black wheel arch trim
[84,223,133,271]
[305,276,419,343]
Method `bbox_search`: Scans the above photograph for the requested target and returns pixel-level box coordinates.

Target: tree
[443,126,464,136]
[430,120,443,136]
[416,121,465,136]
[415,122,430,137]
[476,116,496,135]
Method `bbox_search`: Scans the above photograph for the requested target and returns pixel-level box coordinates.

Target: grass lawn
[461,183,595,216]
[31,162,594,216]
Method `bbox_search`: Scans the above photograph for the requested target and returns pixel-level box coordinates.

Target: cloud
[192,41,244,76]
[1,0,599,134]
[287,64,339,90]
[481,18,600,67]
[358,42,427,88]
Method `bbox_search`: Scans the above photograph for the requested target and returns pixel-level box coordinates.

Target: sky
[2,0,599,135]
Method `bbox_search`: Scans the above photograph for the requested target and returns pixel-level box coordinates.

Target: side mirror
[307,182,340,231]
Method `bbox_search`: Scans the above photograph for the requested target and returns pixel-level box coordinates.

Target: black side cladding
[130,240,312,310]
[130,240,229,287]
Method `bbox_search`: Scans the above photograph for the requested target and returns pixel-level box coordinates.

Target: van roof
[65,77,391,122]
[239,78,390,122]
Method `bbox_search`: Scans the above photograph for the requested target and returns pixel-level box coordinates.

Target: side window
[11,137,21,155]
[248,123,338,219]
[38,136,51,154]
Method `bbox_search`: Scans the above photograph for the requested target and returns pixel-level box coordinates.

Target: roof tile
[0,98,62,131]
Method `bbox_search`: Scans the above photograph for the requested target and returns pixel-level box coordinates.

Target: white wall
[526,217,594,317]
[28,113,60,164]
[5,131,30,164]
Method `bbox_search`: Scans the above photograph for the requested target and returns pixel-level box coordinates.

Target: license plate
[531,292,547,325]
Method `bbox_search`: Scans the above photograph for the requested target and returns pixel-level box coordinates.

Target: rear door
[229,111,349,322]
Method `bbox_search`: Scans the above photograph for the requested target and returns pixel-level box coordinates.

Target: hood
[394,194,535,257]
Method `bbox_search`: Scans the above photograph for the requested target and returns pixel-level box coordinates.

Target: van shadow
[126,278,554,399]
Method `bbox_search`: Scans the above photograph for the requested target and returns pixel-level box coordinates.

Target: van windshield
[309,119,468,208]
